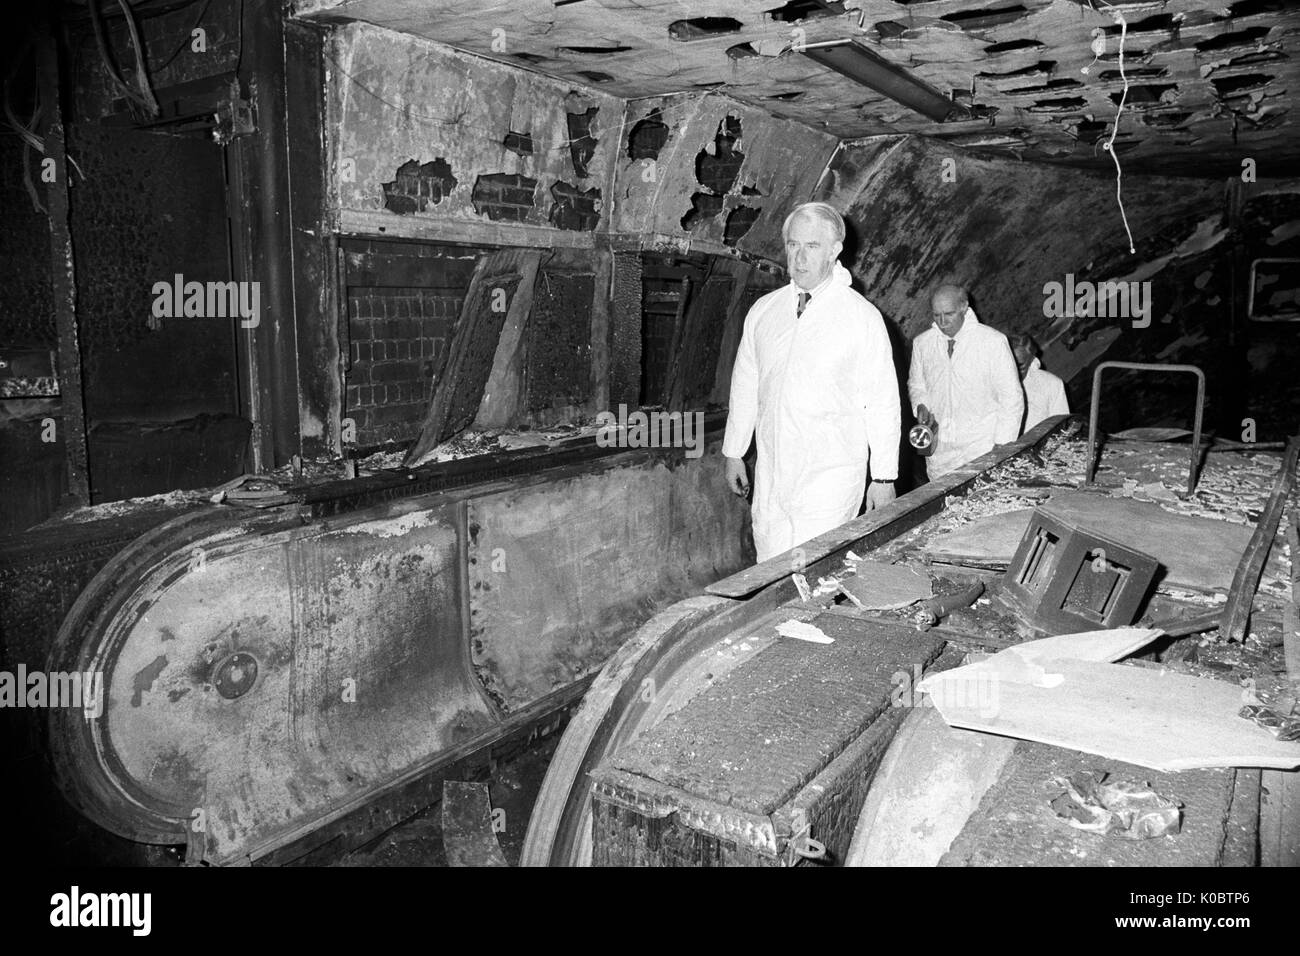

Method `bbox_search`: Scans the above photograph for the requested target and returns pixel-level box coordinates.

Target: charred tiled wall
[342,242,479,446]
[346,287,464,446]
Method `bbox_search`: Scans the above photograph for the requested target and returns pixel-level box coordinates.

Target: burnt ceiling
[294,0,1298,177]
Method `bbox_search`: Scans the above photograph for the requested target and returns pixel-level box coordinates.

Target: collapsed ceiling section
[294,0,1298,177]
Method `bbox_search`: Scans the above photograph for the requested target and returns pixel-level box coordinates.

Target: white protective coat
[723,264,900,563]
[907,307,1023,479]
[1022,357,1070,433]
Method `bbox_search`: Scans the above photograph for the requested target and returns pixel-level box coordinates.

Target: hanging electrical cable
[1096,0,1136,255]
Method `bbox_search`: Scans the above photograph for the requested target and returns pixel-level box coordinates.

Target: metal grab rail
[1085,361,1206,496]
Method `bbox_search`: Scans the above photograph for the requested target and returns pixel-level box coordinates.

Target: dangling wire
[1097,1,1136,254]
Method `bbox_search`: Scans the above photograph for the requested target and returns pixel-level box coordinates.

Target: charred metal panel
[608,251,643,409]
[666,265,737,410]
[526,269,595,413]
[466,440,751,712]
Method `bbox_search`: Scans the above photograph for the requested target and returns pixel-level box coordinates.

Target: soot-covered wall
[327,22,621,245]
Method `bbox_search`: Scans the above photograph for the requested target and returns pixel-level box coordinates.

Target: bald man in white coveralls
[722,202,901,563]
[908,284,1023,480]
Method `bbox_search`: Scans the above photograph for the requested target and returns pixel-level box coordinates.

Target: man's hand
[915,404,935,428]
[725,456,750,498]
[865,481,896,511]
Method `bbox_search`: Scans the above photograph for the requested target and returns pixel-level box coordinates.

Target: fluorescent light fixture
[801,39,970,122]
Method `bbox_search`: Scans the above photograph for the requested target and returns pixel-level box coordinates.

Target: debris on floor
[1049,770,1183,840]
[776,620,833,644]
[440,781,508,868]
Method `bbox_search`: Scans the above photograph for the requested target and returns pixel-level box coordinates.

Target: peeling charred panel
[609,252,643,409]
[681,192,726,232]
[422,265,524,448]
[668,269,735,409]
[502,130,534,156]
[695,115,745,195]
[627,108,669,160]
[1195,27,1270,53]
[527,270,594,412]
[724,206,760,246]
[471,173,539,223]
[549,182,602,231]
[566,106,599,177]
[382,158,458,214]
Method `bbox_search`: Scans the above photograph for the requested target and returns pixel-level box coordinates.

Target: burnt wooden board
[923,491,1255,592]
[924,656,1300,771]
[406,249,535,464]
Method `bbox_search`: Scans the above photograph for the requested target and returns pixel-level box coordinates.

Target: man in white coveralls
[908,284,1023,480]
[722,202,901,563]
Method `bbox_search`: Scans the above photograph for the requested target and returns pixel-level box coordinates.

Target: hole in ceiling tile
[1217,50,1288,68]
[767,91,805,100]
[1195,27,1270,52]
[1069,119,1108,144]
[1104,14,1174,35]
[1007,78,1083,94]
[575,70,615,83]
[1028,96,1087,112]
[940,5,1030,31]
[767,1,845,23]
[727,42,761,59]
[668,17,744,41]
[741,183,764,196]
[875,21,909,39]
[1111,83,1178,106]
[511,53,549,65]
[1141,111,1194,128]
[1097,67,1168,80]
[1212,73,1275,97]
[977,60,1056,79]
[560,44,634,55]
[1228,0,1287,15]
[984,38,1043,54]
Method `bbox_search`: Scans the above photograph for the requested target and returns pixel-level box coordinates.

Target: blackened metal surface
[609,617,943,816]
[667,268,734,409]
[527,269,594,411]
[609,251,643,408]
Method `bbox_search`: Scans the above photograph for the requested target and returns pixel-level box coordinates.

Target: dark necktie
[797,291,810,317]
[947,337,955,358]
